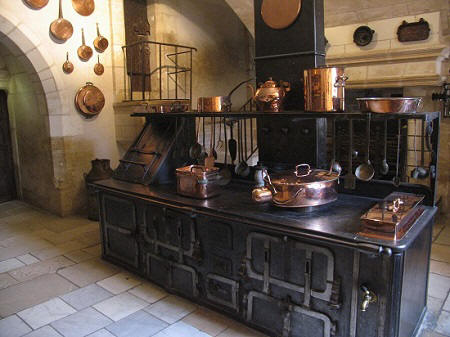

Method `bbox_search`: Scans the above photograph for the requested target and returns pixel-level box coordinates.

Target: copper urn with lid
[250,78,291,112]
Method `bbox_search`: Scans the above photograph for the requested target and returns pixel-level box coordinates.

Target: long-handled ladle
[355,113,375,181]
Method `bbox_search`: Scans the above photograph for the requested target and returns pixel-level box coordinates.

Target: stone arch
[0,10,68,215]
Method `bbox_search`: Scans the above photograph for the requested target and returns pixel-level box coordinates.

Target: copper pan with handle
[72,0,95,16]
[24,0,49,9]
[50,0,73,42]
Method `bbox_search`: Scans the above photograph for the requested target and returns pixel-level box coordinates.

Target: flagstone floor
[0,200,448,337]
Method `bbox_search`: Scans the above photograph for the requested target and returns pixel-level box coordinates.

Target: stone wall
[147,0,254,109]
[324,0,450,35]
[0,0,126,215]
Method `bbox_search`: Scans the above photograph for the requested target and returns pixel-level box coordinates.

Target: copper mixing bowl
[357,97,422,113]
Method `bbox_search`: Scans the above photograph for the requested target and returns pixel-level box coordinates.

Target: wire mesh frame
[122,41,196,103]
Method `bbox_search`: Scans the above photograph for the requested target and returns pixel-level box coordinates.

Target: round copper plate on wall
[261,0,302,30]
[75,82,105,118]
[24,0,49,9]
[72,0,95,16]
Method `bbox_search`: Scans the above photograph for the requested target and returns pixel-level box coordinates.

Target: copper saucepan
[197,78,253,112]
[78,28,93,61]
[94,23,109,53]
[72,0,95,16]
[50,0,73,42]
[24,0,49,9]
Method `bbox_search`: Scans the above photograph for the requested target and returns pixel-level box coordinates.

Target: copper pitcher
[249,78,290,112]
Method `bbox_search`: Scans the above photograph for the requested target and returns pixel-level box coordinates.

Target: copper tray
[359,192,425,241]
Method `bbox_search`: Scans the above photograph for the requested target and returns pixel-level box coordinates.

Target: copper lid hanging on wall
[75,82,105,118]
[261,0,302,30]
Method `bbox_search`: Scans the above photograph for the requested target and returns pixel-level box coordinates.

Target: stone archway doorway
[0,90,16,203]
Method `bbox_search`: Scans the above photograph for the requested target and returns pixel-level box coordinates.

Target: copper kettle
[249,78,290,112]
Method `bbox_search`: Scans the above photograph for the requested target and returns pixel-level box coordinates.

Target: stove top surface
[93,179,436,251]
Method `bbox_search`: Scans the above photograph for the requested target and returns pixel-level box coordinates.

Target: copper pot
[304,67,348,112]
[260,164,339,207]
[197,78,253,112]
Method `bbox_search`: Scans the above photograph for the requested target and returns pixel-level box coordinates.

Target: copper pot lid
[261,0,302,30]
[75,82,105,118]
[265,164,339,186]
[72,0,95,16]
[24,0,49,9]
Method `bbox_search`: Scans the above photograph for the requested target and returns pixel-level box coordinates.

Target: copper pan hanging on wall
[50,0,73,42]
[93,23,109,53]
[72,0,95,16]
[261,0,302,30]
[75,82,105,118]
[77,28,93,61]
[24,0,49,9]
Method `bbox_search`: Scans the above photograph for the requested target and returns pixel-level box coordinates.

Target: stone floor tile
[17,297,76,330]
[32,240,90,261]
[217,322,267,337]
[182,308,232,336]
[436,226,450,245]
[0,272,18,290]
[60,284,113,310]
[0,258,25,273]
[0,233,53,251]
[78,230,101,246]
[97,272,142,295]
[87,329,116,337]
[128,282,167,304]
[16,254,40,265]
[145,295,197,324]
[51,307,112,337]
[435,310,450,335]
[106,310,168,337]
[444,294,450,311]
[428,296,444,314]
[57,258,120,287]
[23,325,63,337]
[153,321,211,337]
[0,245,33,262]
[430,260,450,278]
[419,330,448,337]
[433,223,445,241]
[93,292,148,322]
[64,250,95,263]
[0,273,78,317]
[0,314,32,337]
[42,217,97,234]
[9,256,74,282]
[82,244,103,257]
[428,273,450,300]
[431,244,450,264]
